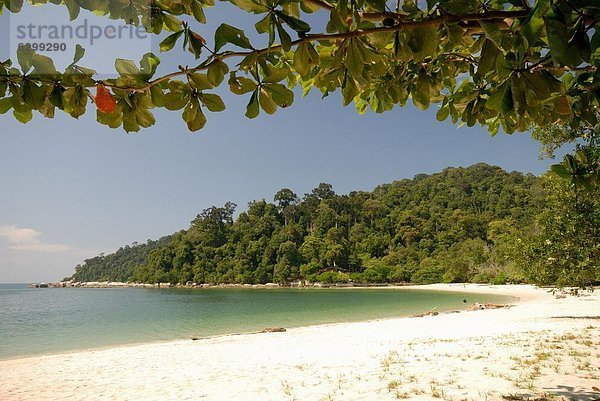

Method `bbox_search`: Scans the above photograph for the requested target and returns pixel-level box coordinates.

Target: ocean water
[0,284,512,359]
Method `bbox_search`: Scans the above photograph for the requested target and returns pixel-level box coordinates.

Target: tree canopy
[66,235,173,282]
[2,0,599,133]
[65,164,599,287]
[65,164,542,285]
[2,0,600,185]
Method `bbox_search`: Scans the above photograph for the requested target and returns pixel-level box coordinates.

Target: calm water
[0,284,511,359]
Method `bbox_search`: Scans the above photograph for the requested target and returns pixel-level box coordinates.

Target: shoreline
[31,280,423,289]
[2,284,598,400]
[0,284,517,362]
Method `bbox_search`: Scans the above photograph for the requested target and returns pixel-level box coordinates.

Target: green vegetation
[66,163,597,287]
[514,174,600,287]
[65,236,172,282]
[132,164,542,285]
[2,0,600,187]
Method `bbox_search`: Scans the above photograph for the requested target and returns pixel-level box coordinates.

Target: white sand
[1,284,599,401]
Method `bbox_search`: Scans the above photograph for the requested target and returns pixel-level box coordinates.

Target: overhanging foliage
[1,0,599,185]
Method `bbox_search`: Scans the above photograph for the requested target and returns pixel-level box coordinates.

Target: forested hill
[65,236,172,282]
[67,164,542,285]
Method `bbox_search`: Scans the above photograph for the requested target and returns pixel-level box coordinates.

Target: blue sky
[0,4,557,282]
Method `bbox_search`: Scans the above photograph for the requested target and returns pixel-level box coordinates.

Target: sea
[0,283,512,359]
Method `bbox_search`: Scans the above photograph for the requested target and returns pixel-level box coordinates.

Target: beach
[1,284,598,401]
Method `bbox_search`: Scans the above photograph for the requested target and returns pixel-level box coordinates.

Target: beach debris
[411,310,439,318]
[261,327,287,333]
[467,303,513,311]
[191,336,200,341]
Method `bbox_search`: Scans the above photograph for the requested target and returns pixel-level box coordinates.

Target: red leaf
[95,84,117,114]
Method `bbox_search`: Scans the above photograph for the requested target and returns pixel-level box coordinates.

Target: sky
[0,3,560,283]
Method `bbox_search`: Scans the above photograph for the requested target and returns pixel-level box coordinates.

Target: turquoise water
[0,284,511,359]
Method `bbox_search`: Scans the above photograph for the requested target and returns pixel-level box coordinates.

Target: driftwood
[261,327,287,333]
[411,310,439,318]
[466,303,513,311]
[190,327,288,341]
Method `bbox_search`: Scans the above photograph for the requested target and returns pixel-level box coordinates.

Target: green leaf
[31,54,58,76]
[182,98,207,131]
[293,42,319,77]
[160,31,184,52]
[139,53,160,79]
[207,60,229,86]
[487,83,514,115]
[191,0,206,24]
[275,11,310,33]
[214,24,253,52]
[550,163,572,179]
[408,26,439,61]
[255,14,271,34]
[229,74,257,95]
[190,73,214,91]
[412,74,431,110]
[520,0,550,46]
[245,89,260,118]
[262,66,289,84]
[49,86,64,109]
[199,93,226,112]
[476,40,500,78]
[73,45,85,65]
[300,0,320,13]
[164,82,191,111]
[345,40,364,77]
[97,104,123,129]
[480,22,503,50]
[259,88,277,114]
[16,44,35,74]
[341,76,358,106]
[546,17,582,67]
[63,0,79,20]
[436,105,449,121]
[163,15,183,32]
[228,0,268,13]
[21,80,45,108]
[500,84,514,114]
[150,86,165,108]
[122,110,138,133]
[115,59,140,76]
[264,84,294,107]
[276,22,293,52]
[13,108,33,123]
[0,98,13,114]
[4,0,23,12]
[62,86,87,118]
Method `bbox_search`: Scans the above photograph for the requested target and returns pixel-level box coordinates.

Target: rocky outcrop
[411,311,439,318]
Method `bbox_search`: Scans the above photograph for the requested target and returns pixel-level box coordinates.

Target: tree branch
[0,10,532,94]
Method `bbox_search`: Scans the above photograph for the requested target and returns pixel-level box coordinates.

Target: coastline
[30,280,422,289]
[2,284,599,400]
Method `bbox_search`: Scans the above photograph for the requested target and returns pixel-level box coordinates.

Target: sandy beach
[1,284,598,401]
